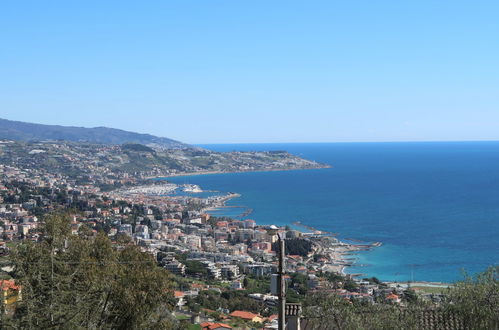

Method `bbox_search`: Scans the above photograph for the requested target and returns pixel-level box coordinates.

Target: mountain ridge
[0,118,190,149]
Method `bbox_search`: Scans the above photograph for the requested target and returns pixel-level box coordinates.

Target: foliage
[318,271,344,284]
[304,267,499,329]
[122,143,155,153]
[1,213,179,329]
[290,273,308,296]
[184,260,208,277]
[343,279,358,292]
[244,275,270,294]
[402,289,418,303]
[303,292,419,330]
[272,238,313,257]
[186,290,264,315]
[445,266,499,329]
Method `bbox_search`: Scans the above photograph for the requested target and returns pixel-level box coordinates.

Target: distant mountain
[0,118,191,149]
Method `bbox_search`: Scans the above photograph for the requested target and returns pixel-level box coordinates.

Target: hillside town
[0,140,328,189]
[0,145,448,329]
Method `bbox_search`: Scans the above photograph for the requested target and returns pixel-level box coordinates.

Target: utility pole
[278,235,286,330]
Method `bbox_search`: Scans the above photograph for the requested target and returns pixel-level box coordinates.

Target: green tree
[403,289,418,303]
[4,213,179,329]
[303,292,419,330]
[343,279,358,292]
[445,266,499,329]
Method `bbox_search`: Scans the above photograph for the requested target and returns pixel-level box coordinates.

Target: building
[163,259,186,276]
[220,264,240,280]
[201,322,232,330]
[181,235,201,249]
[118,224,132,236]
[201,261,221,280]
[174,291,186,308]
[235,229,254,242]
[243,263,276,277]
[0,280,21,313]
[134,224,150,239]
[386,293,401,304]
[243,219,256,229]
[229,310,264,323]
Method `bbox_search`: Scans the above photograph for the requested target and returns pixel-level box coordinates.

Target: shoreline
[146,164,331,180]
[155,178,377,278]
[144,168,451,286]
[110,180,450,287]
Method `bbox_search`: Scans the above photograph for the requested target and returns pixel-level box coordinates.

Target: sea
[166,142,499,283]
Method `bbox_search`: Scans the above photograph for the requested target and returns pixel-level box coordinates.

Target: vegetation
[272,238,313,257]
[122,143,156,153]
[445,266,499,329]
[184,260,208,277]
[0,140,326,182]
[0,117,187,149]
[1,213,179,329]
[244,275,270,294]
[303,267,499,330]
[304,292,420,330]
[343,279,359,292]
[186,290,265,316]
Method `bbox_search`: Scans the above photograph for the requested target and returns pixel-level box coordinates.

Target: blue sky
[1,1,498,143]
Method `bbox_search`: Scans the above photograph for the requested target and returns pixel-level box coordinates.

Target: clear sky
[1,1,498,144]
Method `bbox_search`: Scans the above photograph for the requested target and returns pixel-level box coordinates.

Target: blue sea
[167,142,499,283]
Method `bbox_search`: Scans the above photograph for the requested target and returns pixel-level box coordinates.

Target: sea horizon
[191,140,499,147]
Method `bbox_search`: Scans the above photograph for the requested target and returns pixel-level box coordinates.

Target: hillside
[0,118,189,149]
[0,141,329,187]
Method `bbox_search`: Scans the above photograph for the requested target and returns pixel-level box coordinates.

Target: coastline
[201,195,382,277]
[154,170,380,278]
[148,165,454,286]
[110,178,451,287]
[147,164,331,180]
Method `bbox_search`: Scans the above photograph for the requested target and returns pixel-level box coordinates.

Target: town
[0,140,450,329]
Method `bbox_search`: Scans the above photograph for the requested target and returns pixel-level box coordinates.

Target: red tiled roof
[229,310,261,320]
[201,322,232,329]
[0,280,20,291]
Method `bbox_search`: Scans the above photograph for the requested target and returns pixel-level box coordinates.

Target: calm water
[167,142,499,282]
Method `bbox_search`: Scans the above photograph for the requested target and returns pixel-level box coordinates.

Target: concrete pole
[278,236,286,330]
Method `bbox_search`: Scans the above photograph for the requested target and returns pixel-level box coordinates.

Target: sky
[1,1,499,144]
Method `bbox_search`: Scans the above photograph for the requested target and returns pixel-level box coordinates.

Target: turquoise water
[167,142,499,283]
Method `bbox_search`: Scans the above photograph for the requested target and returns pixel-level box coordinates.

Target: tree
[272,238,312,257]
[303,292,419,330]
[343,279,358,292]
[445,266,499,329]
[184,260,208,277]
[303,267,499,329]
[4,213,179,329]
[403,289,418,303]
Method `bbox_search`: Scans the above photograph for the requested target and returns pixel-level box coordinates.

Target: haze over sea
[167,142,499,283]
